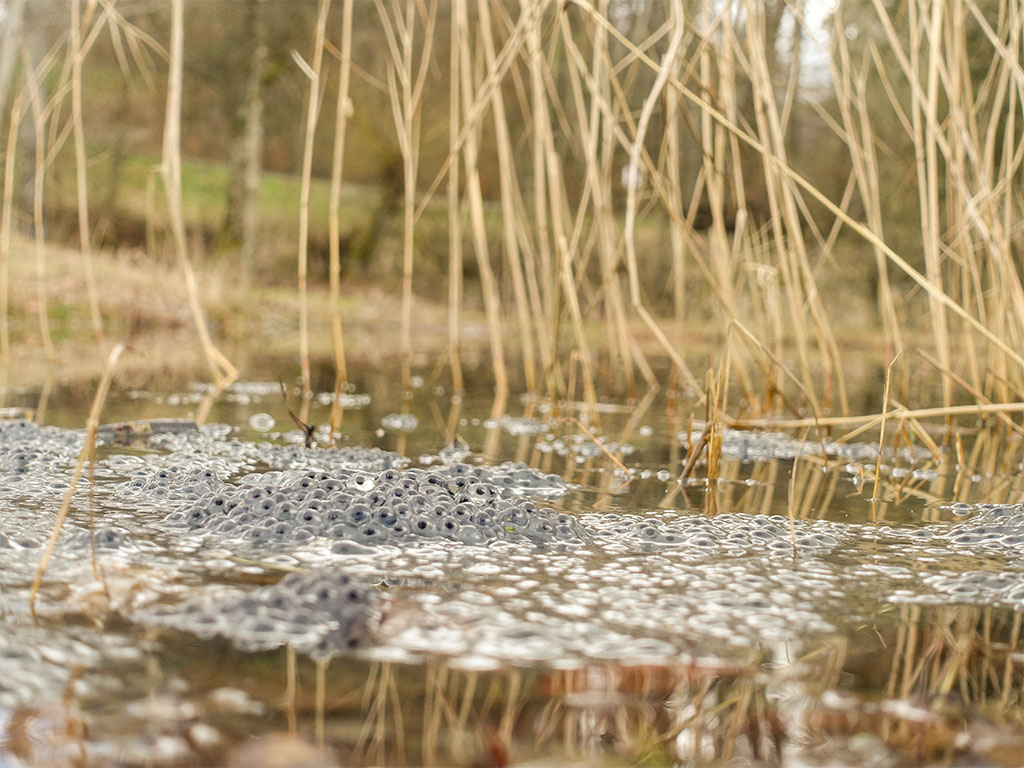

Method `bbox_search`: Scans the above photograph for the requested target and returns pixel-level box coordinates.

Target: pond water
[1,362,1023,766]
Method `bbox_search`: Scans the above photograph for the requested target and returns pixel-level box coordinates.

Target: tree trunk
[222,0,266,285]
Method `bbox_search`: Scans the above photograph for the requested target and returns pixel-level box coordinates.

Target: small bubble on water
[248,413,275,432]
[380,413,418,432]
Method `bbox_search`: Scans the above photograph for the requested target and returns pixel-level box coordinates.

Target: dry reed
[295,0,330,421]
[23,47,54,361]
[327,0,354,436]
[0,84,25,363]
[30,343,124,617]
[445,2,464,393]
[7,0,1024,444]
[70,0,103,343]
[160,0,236,388]
[454,0,507,402]
[377,0,437,394]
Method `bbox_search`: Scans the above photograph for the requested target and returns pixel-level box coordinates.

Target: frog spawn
[436,460,567,499]
[146,425,406,475]
[916,570,1024,606]
[940,504,1024,558]
[4,416,1024,670]
[141,570,381,658]
[164,467,585,550]
[587,512,843,558]
[0,420,82,501]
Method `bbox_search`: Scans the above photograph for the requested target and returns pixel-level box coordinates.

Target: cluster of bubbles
[535,433,637,462]
[163,465,584,552]
[680,426,933,463]
[483,415,550,437]
[247,413,276,432]
[315,391,371,408]
[116,462,231,510]
[585,512,843,558]
[380,413,419,432]
[141,570,381,658]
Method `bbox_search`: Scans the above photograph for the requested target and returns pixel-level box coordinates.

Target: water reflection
[5,610,1015,767]
[0,360,1023,765]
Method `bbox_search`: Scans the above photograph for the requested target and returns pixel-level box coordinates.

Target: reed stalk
[740,0,835,414]
[283,645,297,735]
[557,233,599,422]
[446,3,464,393]
[919,0,953,408]
[523,0,557,389]
[161,0,236,388]
[0,88,25,364]
[559,6,647,394]
[830,6,905,393]
[731,401,1024,431]
[296,0,330,419]
[454,0,507,401]
[328,0,354,435]
[621,1,697,389]
[872,352,901,513]
[71,0,103,343]
[478,0,536,393]
[700,1,739,338]
[664,3,686,381]
[30,343,124,616]
[22,48,54,361]
[919,348,1023,435]
[377,0,437,394]
[315,658,327,748]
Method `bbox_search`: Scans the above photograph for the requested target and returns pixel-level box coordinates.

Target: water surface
[0,364,1022,766]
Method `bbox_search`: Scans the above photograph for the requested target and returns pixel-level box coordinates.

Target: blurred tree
[221,0,267,284]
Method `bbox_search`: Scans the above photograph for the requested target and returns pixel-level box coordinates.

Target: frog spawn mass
[142,570,381,658]
[162,466,584,551]
[4,415,1024,669]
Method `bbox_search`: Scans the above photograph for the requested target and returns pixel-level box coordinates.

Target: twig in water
[788,427,812,558]
[872,352,901,515]
[556,416,630,477]
[680,424,711,480]
[280,381,316,448]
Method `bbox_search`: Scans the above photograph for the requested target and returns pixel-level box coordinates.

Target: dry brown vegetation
[0,0,1021,430]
